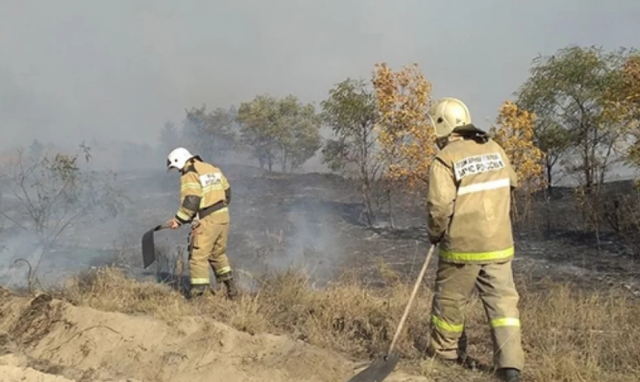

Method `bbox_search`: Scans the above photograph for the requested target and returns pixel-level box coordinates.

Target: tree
[28,139,44,160]
[237,94,282,171]
[0,143,126,287]
[619,54,640,167]
[490,101,546,195]
[183,106,237,163]
[490,102,546,225]
[372,62,435,190]
[372,62,435,227]
[276,95,322,172]
[237,94,321,172]
[516,46,636,193]
[228,104,239,120]
[158,121,181,157]
[622,54,640,106]
[321,78,382,225]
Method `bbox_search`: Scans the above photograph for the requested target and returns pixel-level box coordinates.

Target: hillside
[1,166,640,381]
[0,286,426,382]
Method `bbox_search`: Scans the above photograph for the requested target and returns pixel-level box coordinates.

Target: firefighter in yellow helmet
[424,98,523,382]
[165,147,238,300]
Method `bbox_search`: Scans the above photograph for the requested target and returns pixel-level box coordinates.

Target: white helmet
[427,97,472,138]
[166,147,196,171]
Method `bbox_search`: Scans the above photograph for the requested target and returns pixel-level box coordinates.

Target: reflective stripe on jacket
[427,130,518,264]
[175,159,230,224]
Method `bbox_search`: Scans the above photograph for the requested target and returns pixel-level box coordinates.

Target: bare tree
[0,143,126,286]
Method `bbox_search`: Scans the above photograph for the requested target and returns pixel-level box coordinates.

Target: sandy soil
[0,288,427,382]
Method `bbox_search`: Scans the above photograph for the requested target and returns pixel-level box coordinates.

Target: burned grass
[9,293,61,347]
[54,266,640,382]
[5,170,640,381]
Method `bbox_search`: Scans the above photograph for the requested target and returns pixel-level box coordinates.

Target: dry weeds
[56,266,640,382]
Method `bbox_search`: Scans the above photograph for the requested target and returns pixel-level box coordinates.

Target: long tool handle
[387,244,436,356]
[155,222,172,231]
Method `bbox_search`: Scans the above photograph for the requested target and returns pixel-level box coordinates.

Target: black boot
[500,368,522,382]
[217,271,239,300]
[223,278,238,300]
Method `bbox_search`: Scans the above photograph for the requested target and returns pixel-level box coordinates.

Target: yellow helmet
[427,97,472,138]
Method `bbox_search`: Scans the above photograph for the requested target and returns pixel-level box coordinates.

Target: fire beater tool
[141,223,171,269]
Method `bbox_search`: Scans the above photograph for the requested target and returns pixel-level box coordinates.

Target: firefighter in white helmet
[423,97,523,382]
[165,147,238,300]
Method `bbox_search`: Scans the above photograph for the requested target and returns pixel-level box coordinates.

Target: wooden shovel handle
[156,223,171,231]
[387,244,436,356]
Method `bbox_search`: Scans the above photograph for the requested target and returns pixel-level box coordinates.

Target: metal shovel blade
[346,352,400,382]
[345,245,435,382]
[141,224,168,269]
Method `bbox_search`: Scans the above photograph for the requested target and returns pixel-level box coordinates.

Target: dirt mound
[0,289,427,382]
[0,354,131,382]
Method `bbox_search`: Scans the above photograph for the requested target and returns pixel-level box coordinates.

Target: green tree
[183,106,237,163]
[237,94,320,172]
[277,95,321,172]
[516,45,636,193]
[320,78,381,225]
[237,94,283,171]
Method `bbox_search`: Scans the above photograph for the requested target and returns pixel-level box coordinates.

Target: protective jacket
[174,159,231,225]
[427,125,518,264]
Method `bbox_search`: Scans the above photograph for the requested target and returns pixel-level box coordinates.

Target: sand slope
[0,289,427,382]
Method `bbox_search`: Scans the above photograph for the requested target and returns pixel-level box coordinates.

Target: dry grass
[55,266,640,382]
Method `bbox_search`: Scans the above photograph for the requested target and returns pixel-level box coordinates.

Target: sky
[1,0,640,151]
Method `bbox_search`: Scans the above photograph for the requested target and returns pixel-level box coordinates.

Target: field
[1,164,640,381]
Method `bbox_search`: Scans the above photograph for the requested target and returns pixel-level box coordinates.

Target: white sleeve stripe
[457,178,511,196]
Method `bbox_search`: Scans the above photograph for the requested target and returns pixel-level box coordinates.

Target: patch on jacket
[198,172,222,187]
[453,153,505,181]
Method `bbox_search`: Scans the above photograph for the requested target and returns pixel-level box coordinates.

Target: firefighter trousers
[428,258,524,370]
[188,216,232,287]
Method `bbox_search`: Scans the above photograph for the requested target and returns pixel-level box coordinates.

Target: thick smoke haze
[1,1,640,288]
[2,0,639,151]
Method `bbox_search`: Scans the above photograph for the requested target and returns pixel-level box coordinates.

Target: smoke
[271,195,341,283]
[2,0,640,292]
[0,146,352,292]
[4,0,637,153]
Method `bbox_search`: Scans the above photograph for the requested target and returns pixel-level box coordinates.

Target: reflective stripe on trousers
[439,246,514,262]
[431,315,464,333]
[431,315,520,331]
[428,260,524,369]
[491,317,521,328]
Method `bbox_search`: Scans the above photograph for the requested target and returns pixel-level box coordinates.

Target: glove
[166,218,181,230]
[428,233,442,245]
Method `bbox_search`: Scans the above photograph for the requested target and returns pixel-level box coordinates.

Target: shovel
[141,223,171,269]
[346,244,436,382]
